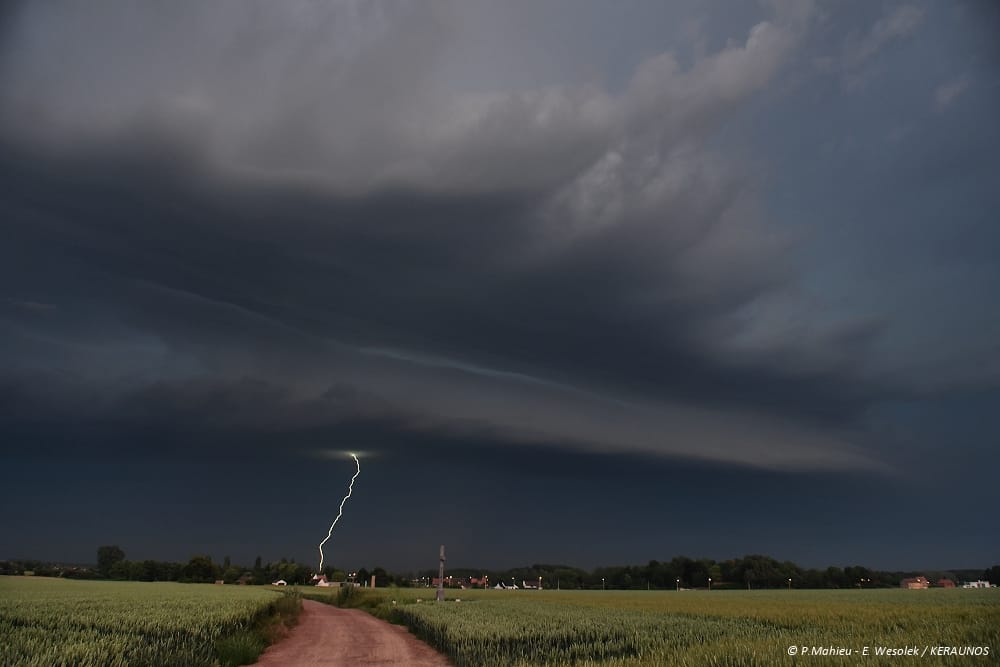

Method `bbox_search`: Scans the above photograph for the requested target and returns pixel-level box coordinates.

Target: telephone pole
[436,545,446,602]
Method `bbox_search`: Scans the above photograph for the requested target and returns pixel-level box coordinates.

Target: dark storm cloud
[0,130,883,471]
[2,1,999,571]
[0,1,994,471]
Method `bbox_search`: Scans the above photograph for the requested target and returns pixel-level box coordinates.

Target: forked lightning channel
[318,453,360,572]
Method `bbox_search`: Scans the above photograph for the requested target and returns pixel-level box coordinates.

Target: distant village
[289,574,547,589]
[300,572,998,590]
[421,575,544,590]
[900,576,994,590]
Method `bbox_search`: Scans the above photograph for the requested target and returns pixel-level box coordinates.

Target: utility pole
[436,545,446,602]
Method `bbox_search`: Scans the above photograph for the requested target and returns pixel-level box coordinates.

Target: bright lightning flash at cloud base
[318,453,360,572]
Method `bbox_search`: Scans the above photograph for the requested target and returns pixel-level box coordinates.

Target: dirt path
[254,599,452,666]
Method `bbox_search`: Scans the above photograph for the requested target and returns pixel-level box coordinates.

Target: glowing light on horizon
[318,453,360,572]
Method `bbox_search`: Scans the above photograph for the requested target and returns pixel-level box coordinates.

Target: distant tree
[161,561,184,581]
[275,561,299,584]
[183,555,218,583]
[97,545,126,578]
[139,560,157,582]
[223,555,231,569]
[985,566,1000,586]
[845,565,873,587]
[554,566,585,590]
[292,563,312,584]
[801,568,825,588]
[109,560,133,580]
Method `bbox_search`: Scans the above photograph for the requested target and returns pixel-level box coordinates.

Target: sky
[1,0,998,573]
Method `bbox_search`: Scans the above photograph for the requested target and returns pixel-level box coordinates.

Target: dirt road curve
[254,600,452,666]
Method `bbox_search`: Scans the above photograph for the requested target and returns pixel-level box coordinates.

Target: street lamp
[538,576,542,590]
[788,578,792,590]
[676,578,680,591]
[708,578,712,591]
[602,577,605,590]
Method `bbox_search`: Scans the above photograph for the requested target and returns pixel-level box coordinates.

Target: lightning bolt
[318,453,361,573]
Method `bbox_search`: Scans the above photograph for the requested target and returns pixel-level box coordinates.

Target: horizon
[2,1,998,573]
[3,547,993,578]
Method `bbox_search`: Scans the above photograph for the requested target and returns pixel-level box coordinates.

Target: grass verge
[214,591,302,667]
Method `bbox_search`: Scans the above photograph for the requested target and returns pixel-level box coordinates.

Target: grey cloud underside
[1,143,819,408]
[1,138,881,472]
[5,0,986,474]
[0,0,808,193]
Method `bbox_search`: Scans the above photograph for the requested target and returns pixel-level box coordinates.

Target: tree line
[2,548,997,589]
[0,546,405,587]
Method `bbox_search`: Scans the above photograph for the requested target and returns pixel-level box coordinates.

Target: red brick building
[901,576,929,589]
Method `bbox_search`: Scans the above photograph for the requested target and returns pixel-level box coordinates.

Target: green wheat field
[0,577,287,667]
[2,577,997,666]
[307,585,1000,667]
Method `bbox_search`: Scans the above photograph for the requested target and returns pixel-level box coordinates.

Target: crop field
[311,587,1000,666]
[0,577,291,667]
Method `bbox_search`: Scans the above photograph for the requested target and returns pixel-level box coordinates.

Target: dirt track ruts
[253,599,452,666]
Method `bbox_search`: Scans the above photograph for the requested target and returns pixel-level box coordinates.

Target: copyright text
[786,645,990,657]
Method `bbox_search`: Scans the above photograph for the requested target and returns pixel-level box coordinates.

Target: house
[962,580,994,589]
[237,573,253,585]
[901,576,929,589]
[936,578,955,588]
[432,576,461,587]
[312,574,334,587]
[311,574,360,588]
[272,579,288,586]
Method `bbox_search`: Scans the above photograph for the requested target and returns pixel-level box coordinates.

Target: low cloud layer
[2,1,998,483]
